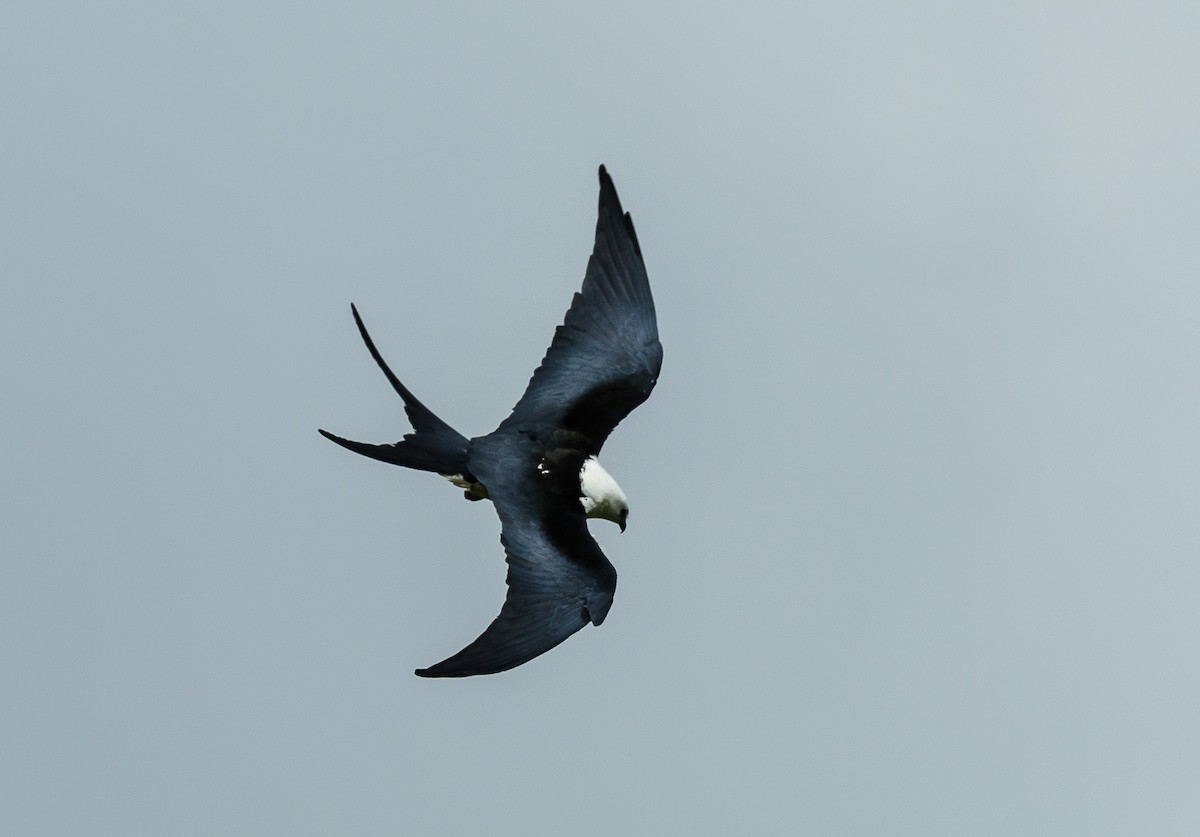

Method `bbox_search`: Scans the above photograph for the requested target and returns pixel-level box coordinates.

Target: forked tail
[319,304,471,476]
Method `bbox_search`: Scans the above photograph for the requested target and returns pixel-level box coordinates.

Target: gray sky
[4,3,1199,834]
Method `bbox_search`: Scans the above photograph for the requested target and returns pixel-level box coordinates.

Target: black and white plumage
[320,166,662,678]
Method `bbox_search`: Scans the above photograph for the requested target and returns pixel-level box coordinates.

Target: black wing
[415,435,616,678]
[497,165,662,453]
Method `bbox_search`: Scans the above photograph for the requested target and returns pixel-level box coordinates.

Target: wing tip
[413,661,479,679]
[597,163,616,198]
[594,163,642,258]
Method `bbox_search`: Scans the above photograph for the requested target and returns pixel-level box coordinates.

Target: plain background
[4,3,1199,834]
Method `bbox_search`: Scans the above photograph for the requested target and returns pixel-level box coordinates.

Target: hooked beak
[619,510,628,533]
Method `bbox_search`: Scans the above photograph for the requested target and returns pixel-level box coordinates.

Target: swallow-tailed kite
[320,166,662,678]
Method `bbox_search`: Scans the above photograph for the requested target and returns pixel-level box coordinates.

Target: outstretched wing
[498,165,662,453]
[415,436,617,678]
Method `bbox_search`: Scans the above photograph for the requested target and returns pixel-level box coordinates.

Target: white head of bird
[579,456,629,532]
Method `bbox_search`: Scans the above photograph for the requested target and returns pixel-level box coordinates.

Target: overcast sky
[4,3,1200,834]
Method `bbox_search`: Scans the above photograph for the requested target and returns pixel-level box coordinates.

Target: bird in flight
[320,166,662,677]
